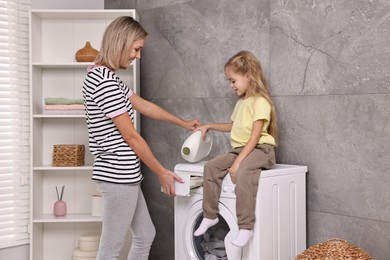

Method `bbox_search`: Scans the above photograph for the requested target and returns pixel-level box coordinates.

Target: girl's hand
[182,119,200,131]
[158,169,184,196]
[194,125,209,139]
[228,162,240,184]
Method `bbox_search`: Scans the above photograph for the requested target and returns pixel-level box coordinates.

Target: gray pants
[96,182,156,260]
[203,144,276,230]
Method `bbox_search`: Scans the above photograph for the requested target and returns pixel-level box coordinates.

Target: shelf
[32,62,93,69]
[33,166,93,171]
[33,213,102,223]
[30,9,138,260]
[31,9,136,19]
[33,114,85,118]
[32,62,134,69]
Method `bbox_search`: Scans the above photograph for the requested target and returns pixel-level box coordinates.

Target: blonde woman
[83,16,199,260]
[194,50,278,247]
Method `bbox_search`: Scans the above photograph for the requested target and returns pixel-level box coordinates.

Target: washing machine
[174,161,307,260]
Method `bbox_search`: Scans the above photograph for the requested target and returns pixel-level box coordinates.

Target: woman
[82,16,199,260]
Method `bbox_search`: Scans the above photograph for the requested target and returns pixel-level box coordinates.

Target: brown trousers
[202,144,276,230]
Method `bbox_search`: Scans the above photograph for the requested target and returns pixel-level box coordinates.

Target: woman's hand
[182,119,201,131]
[158,169,184,196]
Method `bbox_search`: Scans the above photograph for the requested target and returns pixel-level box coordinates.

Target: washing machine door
[182,200,242,260]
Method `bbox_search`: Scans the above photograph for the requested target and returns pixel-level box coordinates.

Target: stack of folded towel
[72,234,100,260]
[44,97,84,115]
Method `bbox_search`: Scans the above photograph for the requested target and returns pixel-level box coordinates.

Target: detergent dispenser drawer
[174,162,206,196]
[175,173,203,196]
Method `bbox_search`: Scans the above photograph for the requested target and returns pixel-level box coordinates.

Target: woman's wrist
[155,166,168,177]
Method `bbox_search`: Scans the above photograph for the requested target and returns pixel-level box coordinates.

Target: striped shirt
[82,66,142,184]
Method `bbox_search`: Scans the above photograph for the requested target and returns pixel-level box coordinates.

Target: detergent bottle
[181,131,213,163]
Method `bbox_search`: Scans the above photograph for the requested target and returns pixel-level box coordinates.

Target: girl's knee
[204,161,213,171]
[204,163,216,180]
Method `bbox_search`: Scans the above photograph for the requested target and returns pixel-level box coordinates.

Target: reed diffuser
[53,185,67,217]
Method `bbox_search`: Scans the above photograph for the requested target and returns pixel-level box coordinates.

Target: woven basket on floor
[296,238,373,260]
[52,144,85,167]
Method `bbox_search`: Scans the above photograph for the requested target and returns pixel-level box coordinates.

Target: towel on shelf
[43,110,85,115]
[43,103,85,115]
[44,104,84,110]
[44,97,84,105]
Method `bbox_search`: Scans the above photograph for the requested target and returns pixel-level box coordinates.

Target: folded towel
[45,97,84,105]
[43,109,85,115]
[44,104,84,110]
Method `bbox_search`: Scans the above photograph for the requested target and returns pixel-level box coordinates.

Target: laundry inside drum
[193,214,229,260]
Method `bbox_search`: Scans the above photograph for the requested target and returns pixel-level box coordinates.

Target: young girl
[193,50,278,247]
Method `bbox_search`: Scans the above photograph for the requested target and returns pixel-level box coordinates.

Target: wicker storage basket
[296,238,373,260]
[53,144,85,167]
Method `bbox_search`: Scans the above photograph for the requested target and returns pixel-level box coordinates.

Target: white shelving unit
[29,9,139,260]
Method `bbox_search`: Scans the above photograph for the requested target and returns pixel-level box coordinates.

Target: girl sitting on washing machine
[193,50,278,247]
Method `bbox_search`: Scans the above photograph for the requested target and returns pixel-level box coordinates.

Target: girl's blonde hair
[225,50,278,145]
[94,16,147,70]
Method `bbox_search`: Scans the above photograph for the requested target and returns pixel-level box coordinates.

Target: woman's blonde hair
[225,50,278,145]
[94,16,147,70]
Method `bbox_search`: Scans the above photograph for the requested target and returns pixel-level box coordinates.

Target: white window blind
[0,0,31,249]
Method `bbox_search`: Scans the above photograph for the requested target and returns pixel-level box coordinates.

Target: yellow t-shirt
[230,95,275,148]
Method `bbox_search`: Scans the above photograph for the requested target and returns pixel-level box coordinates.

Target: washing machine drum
[182,200,243,260]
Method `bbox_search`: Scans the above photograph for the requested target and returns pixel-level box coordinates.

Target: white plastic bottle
[181,131,213,163]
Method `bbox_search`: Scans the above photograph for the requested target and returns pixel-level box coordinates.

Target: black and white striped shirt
[82,66,142,184]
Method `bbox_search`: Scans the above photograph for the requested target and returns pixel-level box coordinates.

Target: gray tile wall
[271,1,390,259]
[106,0,390,259]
